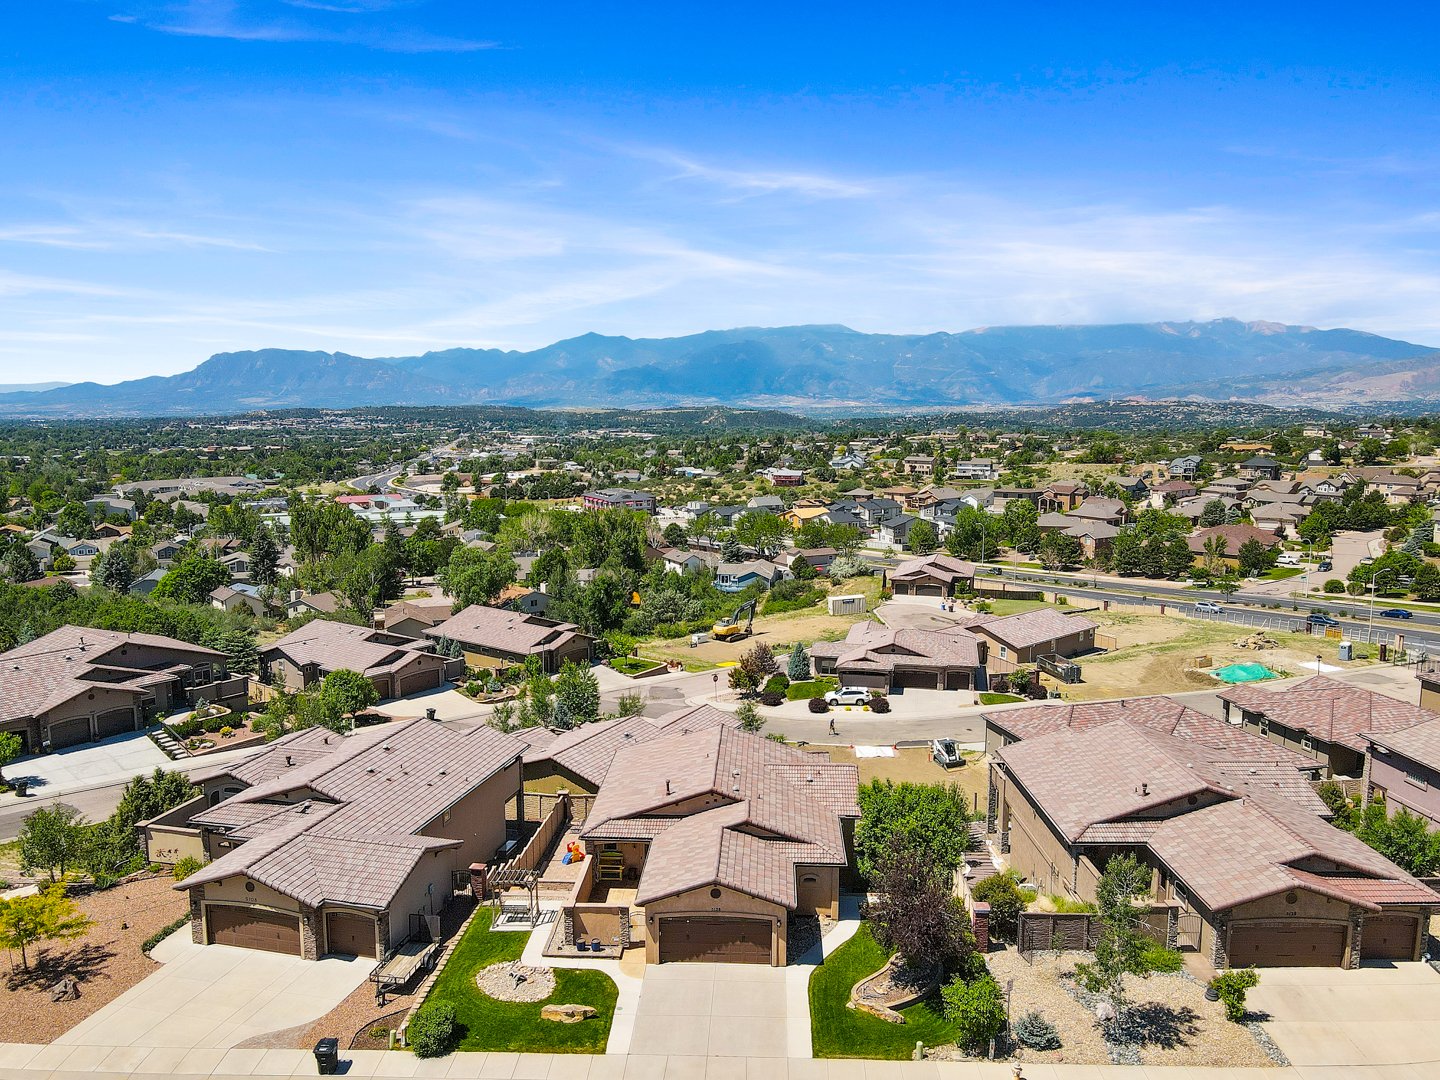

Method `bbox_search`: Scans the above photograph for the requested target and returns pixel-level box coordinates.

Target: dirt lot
[1056,610,1376,702]
[803,746,989,814]
[0,874,189,1044]
[987,948,1276,1067]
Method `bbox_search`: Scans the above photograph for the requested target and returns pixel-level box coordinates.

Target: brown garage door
[397,667,441,697]
[1361,914,1418,961]
[892,670,936,690]
[208,905,302,956]
[325,911,377,958]
[1229,922,1346,967]
[658,917,772,964]
[945,671,971,690]
[903,583,942,596]
[48,716,92,749]
[94,707,135,739]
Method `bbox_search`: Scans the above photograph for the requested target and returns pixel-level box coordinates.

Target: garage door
[94,707,135,739]
[892,670,936,690]
[658,917,772,964]
[208,905,302,956]
[1361,914,1418,961]
[905,583,941,596]
[325,911,377,958]
[397,667,442,697]
[1229,922,1346,967]
[48,716,92,749]
[945,671,971,690]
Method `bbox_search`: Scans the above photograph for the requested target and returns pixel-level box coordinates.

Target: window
[1301,735,1313,752]
[1405,771,1429,791]
[999,645,1009,661]
[1259,720,1269,736]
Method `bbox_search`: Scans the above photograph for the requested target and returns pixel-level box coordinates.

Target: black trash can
[313,1038,339,1075]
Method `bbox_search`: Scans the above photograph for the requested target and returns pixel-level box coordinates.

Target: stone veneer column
[300,909,320,961]
[986,779,998,833]
[1419,906,1433,962]
[1166,907,1179,949]
[375,909,390,956]
[1210,912,1230,970]
[1347,908,1364,970]
[189,891,205,945]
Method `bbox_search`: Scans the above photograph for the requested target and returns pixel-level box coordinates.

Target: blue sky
[2,1,1438,382]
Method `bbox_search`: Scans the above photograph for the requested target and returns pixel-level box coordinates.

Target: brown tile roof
[1366,715,1440,771]
[810,621,981,671]
[177,718,525,910]
[425,605,590,656]
[985,697,1320,772]
[1186,523,1281,555]
[0,624,225,722]
[525,716,667,787]
[1220,675,1438,753]
[581,726,858,909]
[890,553,976,584]
[263,620,436,679]
[973,609,1098,651]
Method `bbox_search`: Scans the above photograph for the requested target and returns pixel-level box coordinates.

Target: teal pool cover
[1212,662,1278,683]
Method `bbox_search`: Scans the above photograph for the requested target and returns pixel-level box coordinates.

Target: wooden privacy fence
[518,790,595,825]
[1018,907,1170,955]
[505,796,570,874]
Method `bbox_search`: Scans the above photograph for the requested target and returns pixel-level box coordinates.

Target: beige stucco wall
[385,848,456,950]
[201,875,301,913]
[795,864,840,918]
[522,764,599,796]
[643,884,788,966]
[994,766,1078,898]
[419,757,520,873]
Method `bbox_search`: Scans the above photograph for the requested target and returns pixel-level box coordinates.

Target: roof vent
[1140,782,1149,796]
[366,767,376,774]
[285,755,293,767]
[665,779,672,795]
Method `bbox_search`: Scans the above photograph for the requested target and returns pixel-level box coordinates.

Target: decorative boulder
[541,1003,598,1024]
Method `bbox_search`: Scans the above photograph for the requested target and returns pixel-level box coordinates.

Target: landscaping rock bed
[850,954,941,1023]
[786,911,835,960]
[475,961,556,1003]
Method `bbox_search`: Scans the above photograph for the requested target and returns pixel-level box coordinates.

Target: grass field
[810,924,959,1059]
[424,909,617,1054]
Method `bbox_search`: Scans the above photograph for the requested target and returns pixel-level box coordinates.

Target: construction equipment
[712,599,757,641]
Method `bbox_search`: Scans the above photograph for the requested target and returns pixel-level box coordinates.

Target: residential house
[1201,477,1253,499]
[777,548,839,574]
[856,497,903,529]
[0,625,246,752]
[758,467,804,486]
[167,719,524,959]
[209,584,267,617]
[707,505,747,527]
[572,724,859,965]
[495,583,549,616]
[261,621,450,699]
[952,459,999,481]
[1167,454,1203,480]
[660,548,720,575]
[582,489,657,514]
[901,455,937,476]
[911,485,966,512]
[1152,479,1198,504]
[828,453,867,471]
[889,552,976,597]
[810,621,983,691]
[128,567,167,597]
[780,504,829,530]
[876,514,919,548]
[1037,482,1087,514]
[1220,676,1438,778]
[380,595,458,640]
[1341,469,1423,505]
[987,713,1437,968]
[85,496,137,521]
[425,605,594,674]
[715,560,786,593]
[1067,496,1129,527]
[745,495,786,512]
[1364,715,1440,830]
[218,550,252,582]
[1061,521,1120,561]
[1239,456,1284,481]
[284,591,341,619]
[969,608,1099,674]
[151,539,184,566]
[1187,523,1282,566]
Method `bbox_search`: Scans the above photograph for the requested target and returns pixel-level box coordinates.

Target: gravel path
[987,949,1276,1068]
[0,875,188,1045]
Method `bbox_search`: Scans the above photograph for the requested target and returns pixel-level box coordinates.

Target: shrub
[760,691,784,707]
[1323,578,1346,594]
[808,696,829,713]
[1211,967,1260,1022]
[763,673,790,694]
[1013,1009,1062,1051]
[408,999,458,1058]
[140,913,191,955]
[1139,942,1184,973]
[465,680,484,697]
[169,718,202,739]
[869,696,890,714]
[200,715,229,733]
[941,973,1007,1053]
[172,856,202,881]
[970,870,1025,942]
[218,726,234,738]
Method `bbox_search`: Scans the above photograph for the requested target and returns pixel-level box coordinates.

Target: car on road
[1378,608,1414,620]
[1306,612,1341,628]
[1360,556,1375,566]
[1318,560,1333,572]
[1194,601,1223,614]
[931,739,965,769]
[825,686,873,707]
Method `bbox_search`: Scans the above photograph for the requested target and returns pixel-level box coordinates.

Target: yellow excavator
[711,598,757,642]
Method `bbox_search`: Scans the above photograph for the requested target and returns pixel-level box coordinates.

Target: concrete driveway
[627,963,790,1058]
[3,730,168,798]
[56,932,369,1052]
[1249,962,1440,1067]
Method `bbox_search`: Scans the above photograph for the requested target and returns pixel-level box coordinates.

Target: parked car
[1318,560,1333,572]
[1307,612,1341,628]
[1194,601,1223,614]
[825,686,872,707]
[931,738,965,769]
[1360,556,1375,566]
[1378,608,1414,620]
[1277,552,1302,566]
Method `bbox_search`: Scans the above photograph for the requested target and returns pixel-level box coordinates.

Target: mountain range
[2,318,1436,417]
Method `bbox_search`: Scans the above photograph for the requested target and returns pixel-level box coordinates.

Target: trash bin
[1338,641,1353,661]
[313,1038,339,1075]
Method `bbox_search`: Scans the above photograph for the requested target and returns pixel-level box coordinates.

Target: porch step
[148,730,190,760]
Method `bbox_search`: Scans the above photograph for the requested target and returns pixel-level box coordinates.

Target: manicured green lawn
[978,597,1047,615]
[424,909,617,1054]
[977,692,1023,705]
[1260,566,1304,580]
[809,924,959,1059]
[787,677,837,701]
[609,656,662,675]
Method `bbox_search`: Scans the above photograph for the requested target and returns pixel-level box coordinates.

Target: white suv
[825,686,872,707]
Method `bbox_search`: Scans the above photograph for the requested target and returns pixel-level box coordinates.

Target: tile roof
[1186,523,1281,554]
[890,553,976,584]
[1220,675,1438,753]
[1366,715,1440,770]
[177,717,525,910]
[425,605,589,656]
[0,624,225,723]
[521,705,741,787]
[973,609,1098,651]
[581,726,858,909]
[809,621,981,671]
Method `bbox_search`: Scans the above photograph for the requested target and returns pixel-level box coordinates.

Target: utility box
[828,593,867,616]
[1338,641,1354,661]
